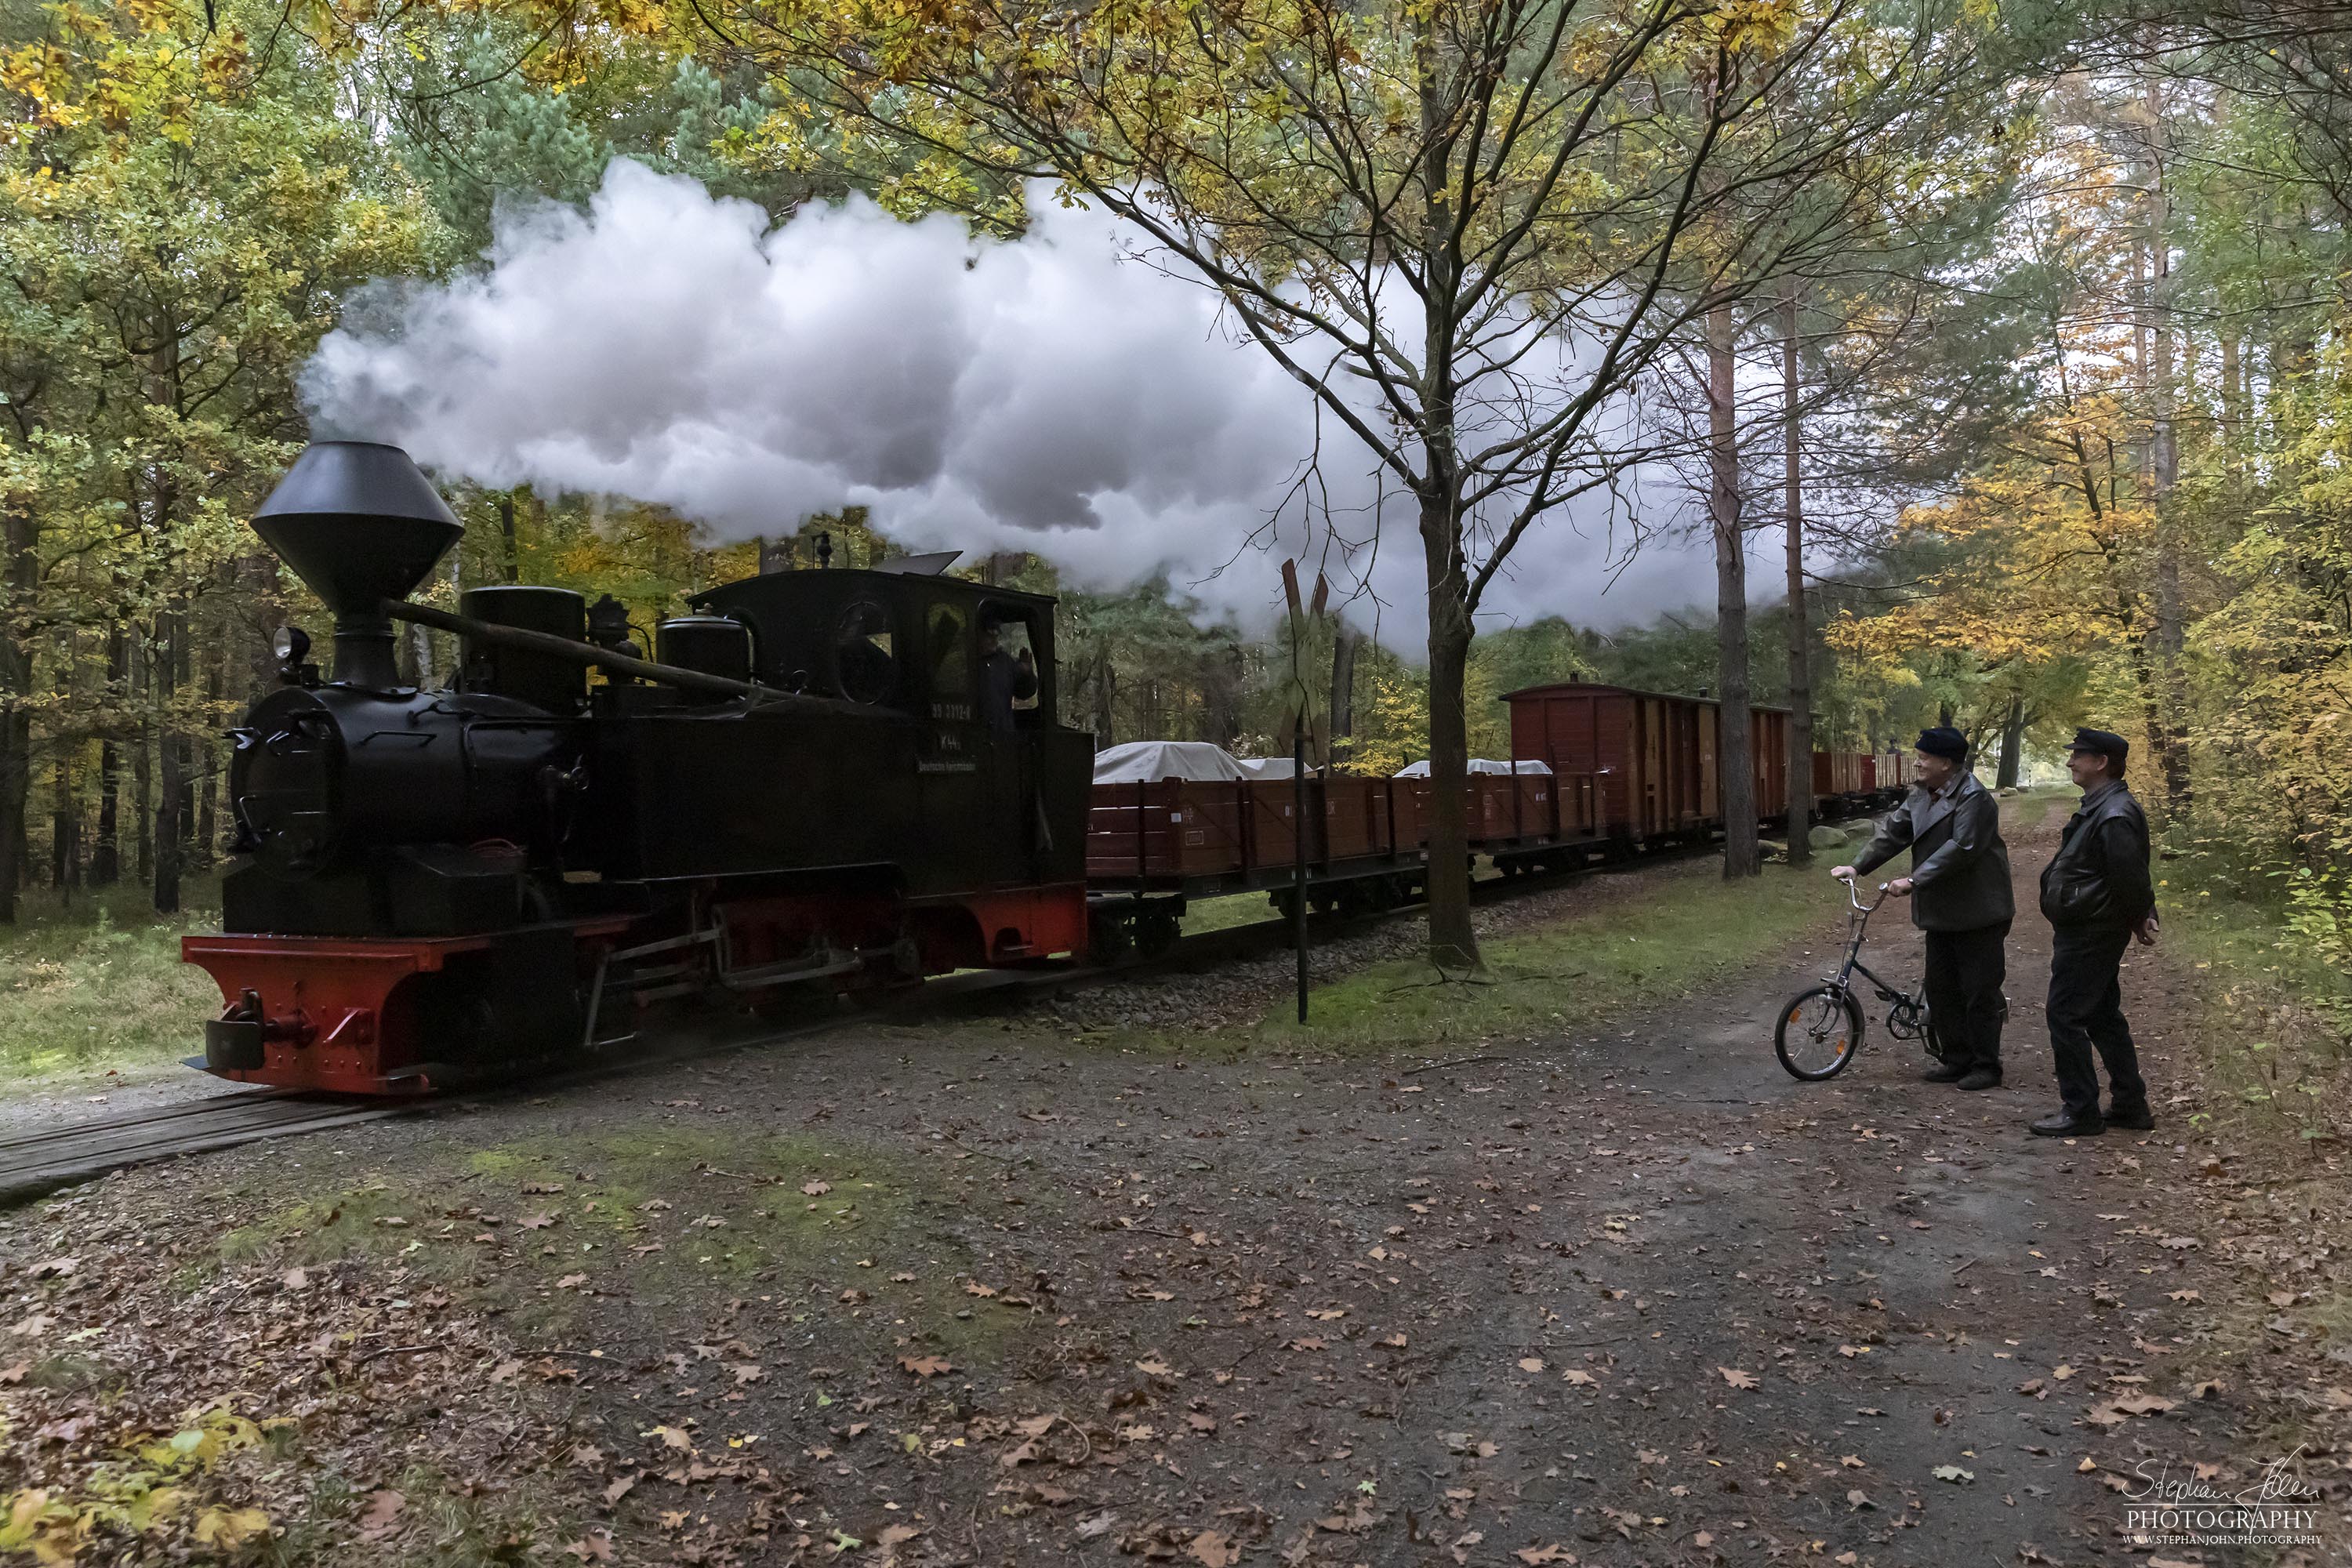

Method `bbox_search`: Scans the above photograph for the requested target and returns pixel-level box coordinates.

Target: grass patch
[1256,858,1836,1048]
[1180,891,1283,936]
[0,880,222,1083]
[2161,893,2350,1142]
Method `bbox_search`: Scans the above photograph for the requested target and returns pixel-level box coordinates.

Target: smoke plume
[305,159,1739,640]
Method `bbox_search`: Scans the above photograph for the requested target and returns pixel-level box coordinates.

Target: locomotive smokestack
[252,441,463,689]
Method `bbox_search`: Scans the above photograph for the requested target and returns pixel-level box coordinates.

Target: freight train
[1081,682,1907,955]
[186,441,1910,1094]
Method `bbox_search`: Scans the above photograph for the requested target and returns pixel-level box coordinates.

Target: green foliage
[1827,54,2352,1064]
[1592,596,1932,751]
[2,0,443,917]
[375,31,814,251]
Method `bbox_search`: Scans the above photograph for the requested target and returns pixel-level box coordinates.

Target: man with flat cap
[1831,727,2013,1091]
[2030,727,2158,1136]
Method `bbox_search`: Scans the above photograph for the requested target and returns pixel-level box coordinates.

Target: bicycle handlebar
[1833,872,1892,913]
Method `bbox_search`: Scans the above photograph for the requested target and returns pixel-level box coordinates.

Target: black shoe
[1921,1062,1969,1083]
[2105,1102,2154,1131]
[1957,1066,2002,1091]
[2030,1109,2105,1137]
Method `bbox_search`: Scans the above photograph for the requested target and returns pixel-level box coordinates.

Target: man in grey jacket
[1831,727,2014,1090]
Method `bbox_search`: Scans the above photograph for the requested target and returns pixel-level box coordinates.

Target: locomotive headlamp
[272,625,311,666]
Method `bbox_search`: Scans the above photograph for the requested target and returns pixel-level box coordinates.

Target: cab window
[989,614,1039,713]
[833,601,895,705]
[927,604,969,696]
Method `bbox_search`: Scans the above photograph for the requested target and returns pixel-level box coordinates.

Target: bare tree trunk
[411,620,436,689]
[132,631,151,882]
[1091,648,1116,745]
[1329,629,1359,769]
[0,506,34,922]
[1201,644,1243,750]
[1996,694,2025,789]
[93,629,123,885]
[1710,304,1759,878]
[198,643,221,866]
[2220,334,2241,434]
[1781,286,1811,867]
[94,740,118,884]
[154,610,182,915]
[501,494,520,583]
[2143,78,2190,825]
[1423,505,1478,967]
[51,753,68,890]
[175,615,194,864]
[1414,10,1478,967]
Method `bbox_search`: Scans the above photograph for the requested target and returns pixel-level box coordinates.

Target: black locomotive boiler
[187,441,1094,1094]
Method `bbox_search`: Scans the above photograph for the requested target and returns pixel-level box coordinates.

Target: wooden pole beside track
[1293,713,1308,1024]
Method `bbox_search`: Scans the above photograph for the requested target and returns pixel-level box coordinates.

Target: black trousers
[2047,925,2147,1116]
[1923,920,2009,1070]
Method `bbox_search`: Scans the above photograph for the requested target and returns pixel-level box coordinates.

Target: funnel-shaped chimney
[253,441,463,688]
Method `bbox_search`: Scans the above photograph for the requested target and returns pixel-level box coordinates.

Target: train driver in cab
[978,612,1038,732]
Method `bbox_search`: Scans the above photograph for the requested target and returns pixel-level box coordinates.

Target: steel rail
[0,1092,409,1205]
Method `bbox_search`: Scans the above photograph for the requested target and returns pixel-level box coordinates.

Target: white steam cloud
[305,160,1738,641]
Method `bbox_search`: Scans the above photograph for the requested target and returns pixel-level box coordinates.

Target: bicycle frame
[1828,879,1933,1041]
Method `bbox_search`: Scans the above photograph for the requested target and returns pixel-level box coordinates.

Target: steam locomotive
[188,441,1910,1094]
[187,442,1092,1093]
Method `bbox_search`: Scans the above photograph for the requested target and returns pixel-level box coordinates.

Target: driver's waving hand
[1831,727,2015,1091]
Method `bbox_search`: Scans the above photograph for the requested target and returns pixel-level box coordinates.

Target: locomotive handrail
[386,599,821,707]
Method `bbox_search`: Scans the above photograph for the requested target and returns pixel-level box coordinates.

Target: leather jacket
[1851,771,2014,932]
[2040,780,2154,930]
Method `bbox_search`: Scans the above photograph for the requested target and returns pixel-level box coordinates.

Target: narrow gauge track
[0,840,1707,1206]
[0,1091,407,1207]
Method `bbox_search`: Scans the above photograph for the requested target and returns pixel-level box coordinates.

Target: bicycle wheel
[1776,985,1864,1080]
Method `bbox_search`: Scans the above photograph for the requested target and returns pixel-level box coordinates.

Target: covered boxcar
[1501,679,1791,843]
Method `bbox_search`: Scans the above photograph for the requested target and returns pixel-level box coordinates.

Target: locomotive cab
[688,567,1058,728]
[614,567,1095,927]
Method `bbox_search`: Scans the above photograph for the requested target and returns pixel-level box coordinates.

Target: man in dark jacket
[1831,727,2014,1090]
[2030,728,2158,1137]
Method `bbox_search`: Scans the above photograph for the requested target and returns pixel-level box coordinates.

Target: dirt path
[0,802,2332,1566]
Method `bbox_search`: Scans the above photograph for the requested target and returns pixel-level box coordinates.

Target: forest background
[2,0,2350,1023]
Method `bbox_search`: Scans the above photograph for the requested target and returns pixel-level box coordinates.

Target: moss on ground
[208,1120,1047,1369]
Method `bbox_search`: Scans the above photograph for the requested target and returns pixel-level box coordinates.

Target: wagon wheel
[1134,909,1182,960]
[1087,914,1136,967]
